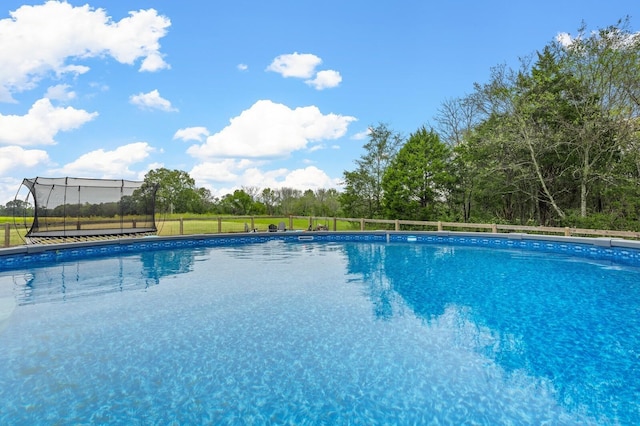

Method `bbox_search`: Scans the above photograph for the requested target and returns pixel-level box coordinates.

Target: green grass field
[0,215,358,247]
[0,216,29,246]
[156,216,343,235]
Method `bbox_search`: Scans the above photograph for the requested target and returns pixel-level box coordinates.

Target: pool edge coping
[2,231,640,269]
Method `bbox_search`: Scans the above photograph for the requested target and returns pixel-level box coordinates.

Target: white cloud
[555,32,574,47]
[351,129,371,140]
[0,98,98,146]
[305,69,342,90]
[0,176,24,205]
[190,159,243,183]
[136,162,164,180]
[280,166,340,189]
[51,142,154,178]
[557,29,640,50]
[0,1,171,102]
[266,53,343,89]
[173,126,209,142]
[140,52,168,73]
[45,84,76,102]
[237,63,248,71]
[266,52,322,78]
[0,146,50,174]
[190,159,341,198]
[130,89,177,112]
[187,100,356,159]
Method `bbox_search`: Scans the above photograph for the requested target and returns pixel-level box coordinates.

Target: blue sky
[0,1,638,205]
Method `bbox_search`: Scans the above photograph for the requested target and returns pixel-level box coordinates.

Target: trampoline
[16,177,158,244]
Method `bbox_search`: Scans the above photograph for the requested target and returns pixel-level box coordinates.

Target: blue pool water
[1,240,639,424]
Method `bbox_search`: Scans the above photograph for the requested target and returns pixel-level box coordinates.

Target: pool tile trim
[1,231,640,270]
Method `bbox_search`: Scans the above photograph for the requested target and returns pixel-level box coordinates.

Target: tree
[2,199,33,216]
[341,123,402,218]
[434,96,480,146]
[315,188,341,217]
[464,64,545,224]
[382,127,452,220]
[260,188,279,215]
[434,95,482,221]
[138,168,200,214]
[277,187,302,215]
[219,189,254,215]
[194,187,216,214]
[555,18,640,217]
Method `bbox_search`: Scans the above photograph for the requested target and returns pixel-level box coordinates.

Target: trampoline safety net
[20,177,158,244]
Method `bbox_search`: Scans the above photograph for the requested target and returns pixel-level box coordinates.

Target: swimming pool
[1,233,639,424]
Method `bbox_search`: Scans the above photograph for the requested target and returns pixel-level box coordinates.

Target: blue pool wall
[1,231,640,271]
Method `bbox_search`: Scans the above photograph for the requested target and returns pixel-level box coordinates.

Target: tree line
[343,19,640,231]
[132,168,343,217]
[2,19,638,231]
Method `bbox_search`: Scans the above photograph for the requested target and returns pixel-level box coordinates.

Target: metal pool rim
[1,231,640,271]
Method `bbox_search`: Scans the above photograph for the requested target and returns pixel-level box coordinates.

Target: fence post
[250,216,255,232]
[360,218,365,231]
[395,219,400,231]
[564,227,571,237]
[333,217,337,232]
[437,221,443,231]
[4,223,9,247]
[308,216,313,230]
[179,218,184,235]
[217,217,222,233]
[289,215,294,230]
[491,224,498,233]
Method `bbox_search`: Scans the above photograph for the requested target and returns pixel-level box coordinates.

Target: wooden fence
[4,216,640,247]
[137,215,640,240]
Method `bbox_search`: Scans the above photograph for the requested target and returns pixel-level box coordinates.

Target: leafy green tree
[554,18,640,217]
[382,127,452,220]
[277,187,302,215]
[294,189,317,215]
[219,189,254,215]
[2,199,33,216]
[341,123,402,218]
[138,168,200,214]
[194,187,216,214]
[315,188,341,217]
[259,188,279,215]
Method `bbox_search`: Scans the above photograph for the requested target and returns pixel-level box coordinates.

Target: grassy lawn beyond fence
[2,215,640,248]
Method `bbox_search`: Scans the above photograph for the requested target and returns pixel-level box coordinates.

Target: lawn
[156,216,339,235]
[0,215,359,247]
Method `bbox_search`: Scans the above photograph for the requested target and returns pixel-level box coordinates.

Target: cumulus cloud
[190,159,247,183]
[187,100,356,159]
[0,146,50,174]
[0,1,171,102]
[45,84,76,102]
[129,89,177,111]
[266,52,322,78]
[0,98,98,146]
[237,63,248,71]
[173,126,210,142]
[351,129,371,140]
[266,52,342,89]
[51,142,154,178]
[305,69,342,90]
[279,166,340,189]
[189,157,341,198]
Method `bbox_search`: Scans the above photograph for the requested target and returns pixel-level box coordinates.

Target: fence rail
[3,216,640,247]
[147,215,640,240]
